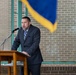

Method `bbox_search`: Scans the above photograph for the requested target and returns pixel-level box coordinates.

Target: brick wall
[0,0,11,50]
[39,0,76,61]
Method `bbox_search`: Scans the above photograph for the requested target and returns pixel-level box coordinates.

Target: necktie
[24,30,27,40]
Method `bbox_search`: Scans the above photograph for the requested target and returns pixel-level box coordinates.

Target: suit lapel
[21,29,24,43]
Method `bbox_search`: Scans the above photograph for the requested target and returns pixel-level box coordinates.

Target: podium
[0,50,28,75]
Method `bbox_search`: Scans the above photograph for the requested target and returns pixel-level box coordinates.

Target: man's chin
[22,27,26,30]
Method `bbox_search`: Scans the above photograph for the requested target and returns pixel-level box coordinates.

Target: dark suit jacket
[11,25,43,65]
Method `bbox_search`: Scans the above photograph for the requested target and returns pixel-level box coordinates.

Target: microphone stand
[0,28,19,50]
[0,33,12,50]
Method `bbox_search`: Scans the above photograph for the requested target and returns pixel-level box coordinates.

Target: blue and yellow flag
[21,0,57,32]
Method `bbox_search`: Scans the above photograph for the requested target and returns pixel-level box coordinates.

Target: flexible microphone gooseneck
[0,28,19,50]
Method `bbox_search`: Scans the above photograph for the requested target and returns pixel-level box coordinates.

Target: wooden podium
[0,50,28,75]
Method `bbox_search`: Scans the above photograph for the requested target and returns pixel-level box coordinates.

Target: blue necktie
[24,30,27,40]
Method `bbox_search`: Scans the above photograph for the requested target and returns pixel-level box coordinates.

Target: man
[11,16,43,75]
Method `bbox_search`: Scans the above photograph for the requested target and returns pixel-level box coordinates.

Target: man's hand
[22,51,31,57]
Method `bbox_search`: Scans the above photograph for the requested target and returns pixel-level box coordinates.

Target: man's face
[21,18,31,30]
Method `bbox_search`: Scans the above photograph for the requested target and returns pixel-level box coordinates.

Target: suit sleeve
[25,28,40,56]
[11,31,20,50]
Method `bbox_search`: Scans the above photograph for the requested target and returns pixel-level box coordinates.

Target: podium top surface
[0,50,27,57]
[0,50,18,53]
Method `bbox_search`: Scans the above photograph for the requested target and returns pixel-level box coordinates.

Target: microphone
[0,28,19,50]
[12,28,19,33]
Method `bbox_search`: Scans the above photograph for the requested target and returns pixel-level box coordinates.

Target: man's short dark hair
[22,16,31,22]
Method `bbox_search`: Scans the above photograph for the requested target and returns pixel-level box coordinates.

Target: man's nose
[22,23,25,25]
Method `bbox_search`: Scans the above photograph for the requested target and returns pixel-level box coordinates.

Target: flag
[21,0,57,32]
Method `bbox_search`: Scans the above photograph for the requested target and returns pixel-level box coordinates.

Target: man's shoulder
[19,27,23,31]
[31,25,40,31]
[18,27,23,33]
